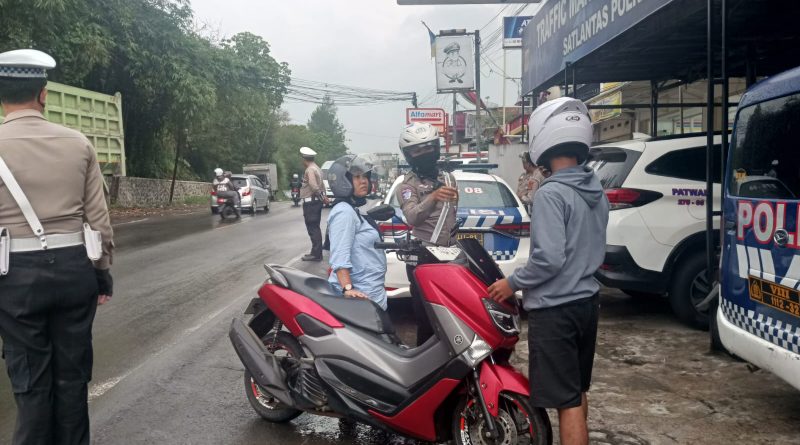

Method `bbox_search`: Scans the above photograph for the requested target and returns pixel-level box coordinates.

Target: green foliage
[0,0,296,180]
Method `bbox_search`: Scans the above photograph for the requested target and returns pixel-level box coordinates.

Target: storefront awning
[522,0,800,96]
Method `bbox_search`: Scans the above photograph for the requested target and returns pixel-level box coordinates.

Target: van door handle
[724,220,736,230]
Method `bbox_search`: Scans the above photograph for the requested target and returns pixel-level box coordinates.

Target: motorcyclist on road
[289,173,302,189]
[213,167,241,218]
[395,122,459,345]
[326,155,388,310]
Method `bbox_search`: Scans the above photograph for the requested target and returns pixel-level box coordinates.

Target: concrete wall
[487,143,528,189]
[110,176,210,207]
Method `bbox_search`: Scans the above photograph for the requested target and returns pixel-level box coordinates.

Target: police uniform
[517,167,547,211]
[299,147,325,261]
[396,170,458,345]
[0,50,113,445]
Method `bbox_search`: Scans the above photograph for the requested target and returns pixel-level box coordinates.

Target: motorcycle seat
[272,266,396,336]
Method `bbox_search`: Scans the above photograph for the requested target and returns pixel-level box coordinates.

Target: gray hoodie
[508,165,609,310]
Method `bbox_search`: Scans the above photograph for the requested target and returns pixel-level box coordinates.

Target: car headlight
[482,298,520,337]
[461,335,492,367]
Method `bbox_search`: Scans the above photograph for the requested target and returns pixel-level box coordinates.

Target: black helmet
[326,155,374,199]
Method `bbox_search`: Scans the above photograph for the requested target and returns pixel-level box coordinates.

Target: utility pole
[474,29,482,162]
[411,92,418,107]
[452,93,458,146]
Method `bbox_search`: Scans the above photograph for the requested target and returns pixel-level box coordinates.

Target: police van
[715,66,800,391]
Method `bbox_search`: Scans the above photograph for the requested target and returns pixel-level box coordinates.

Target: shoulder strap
[0,155,47,244]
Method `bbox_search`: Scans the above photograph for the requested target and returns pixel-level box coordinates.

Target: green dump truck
[1,81,126,176]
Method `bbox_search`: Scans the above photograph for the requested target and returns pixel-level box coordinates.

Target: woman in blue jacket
[325,155,388,310]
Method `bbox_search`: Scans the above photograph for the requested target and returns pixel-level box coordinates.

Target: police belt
[9,231,84,253]
[302,196,320,203]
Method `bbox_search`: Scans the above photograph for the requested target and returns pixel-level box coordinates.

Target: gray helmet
[326,154,374,199]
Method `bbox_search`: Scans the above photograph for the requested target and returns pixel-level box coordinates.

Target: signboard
[407,108,447,134]
[522,0,672,94]
[503,16,533,48]
[464,113,477,139]
[589,90,622,122]
[435,34,475,92]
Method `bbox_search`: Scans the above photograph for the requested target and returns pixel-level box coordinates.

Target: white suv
[590,134,723,328]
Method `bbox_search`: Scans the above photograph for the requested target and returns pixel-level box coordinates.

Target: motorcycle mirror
[367,204,395,221]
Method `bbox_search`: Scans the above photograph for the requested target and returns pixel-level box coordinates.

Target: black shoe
[301,254,322,262]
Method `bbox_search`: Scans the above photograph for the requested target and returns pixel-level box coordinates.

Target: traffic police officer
[299,146,327,261]
[0,49,114,445]
[517,151,548,213]
[396,122,458,345]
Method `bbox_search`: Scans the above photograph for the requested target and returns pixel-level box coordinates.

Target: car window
[587,147,641,189]
[457,180,517,208]
[253,178,265,189]
[729,93,800,199]
[232,178,247,188]
[645,145,722,183]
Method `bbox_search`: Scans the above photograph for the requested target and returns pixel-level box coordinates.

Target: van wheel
[669,251,711,329]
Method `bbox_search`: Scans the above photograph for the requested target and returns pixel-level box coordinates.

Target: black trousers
[0,246,98,445]
[303,200,324,258]
[406,264,435,346]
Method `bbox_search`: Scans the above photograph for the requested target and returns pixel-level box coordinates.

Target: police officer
[396,122,458,345]
[517,152,548,213]
[299,146,327,261]
[0,50,114,444]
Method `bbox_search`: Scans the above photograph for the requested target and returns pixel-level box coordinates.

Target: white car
[320,160,335,206]
[210,174,271,214]
[590,134,724,327]
[379,170,530,298]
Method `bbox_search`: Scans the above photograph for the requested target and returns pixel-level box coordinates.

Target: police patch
[401,187,413,201]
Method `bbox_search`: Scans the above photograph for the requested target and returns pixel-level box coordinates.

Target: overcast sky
[189,0,540,155]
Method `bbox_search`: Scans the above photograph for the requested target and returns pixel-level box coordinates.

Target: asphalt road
[1,203,798,444]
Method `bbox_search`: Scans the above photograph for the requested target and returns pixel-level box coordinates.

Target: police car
[380,170,530,298]
[590,134,725,328]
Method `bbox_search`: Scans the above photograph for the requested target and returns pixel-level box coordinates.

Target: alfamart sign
[522,0,672,94]
[407,108,447,133]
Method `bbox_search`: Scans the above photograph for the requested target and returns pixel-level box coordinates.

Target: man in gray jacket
[488,97,608,445]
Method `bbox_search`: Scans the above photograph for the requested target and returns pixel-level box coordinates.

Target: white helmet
[299,146,317,158]
[398,122,439,149]
[214,167,223,176]
[528,97,593,169]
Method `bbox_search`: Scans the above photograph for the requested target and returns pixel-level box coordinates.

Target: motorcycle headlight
[482,298,520,337]
[462,335,492,367]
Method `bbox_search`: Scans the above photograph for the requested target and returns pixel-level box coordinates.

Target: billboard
[435,34,475,92]
[522,0,672,94]
[503,16,533,49]
[407,108,447,134]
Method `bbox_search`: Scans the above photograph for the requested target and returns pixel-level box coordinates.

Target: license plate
[456,232,484,245]
[748,276,800,318]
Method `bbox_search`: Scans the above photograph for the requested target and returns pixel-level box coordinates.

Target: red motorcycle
[229,205,551,444]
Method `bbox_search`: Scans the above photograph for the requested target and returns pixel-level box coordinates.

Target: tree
[307,95,348,161]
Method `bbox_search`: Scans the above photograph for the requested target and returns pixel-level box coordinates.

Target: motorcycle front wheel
[243,331,303,423]
[452,392,551,445]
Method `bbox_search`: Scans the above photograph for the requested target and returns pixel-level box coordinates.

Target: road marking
[87,283,262,402]
[112,218,148,227]
[214,219,253,230]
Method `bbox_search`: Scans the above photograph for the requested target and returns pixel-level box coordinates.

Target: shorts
[527,294,600,409]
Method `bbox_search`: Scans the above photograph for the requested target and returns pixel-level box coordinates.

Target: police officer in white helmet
[0,49,114,444]
[488,97,609,445]
[299,146,327,261]
[395,122,458,346]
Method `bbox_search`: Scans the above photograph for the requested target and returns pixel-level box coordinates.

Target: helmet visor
[348,156,374,176]
[406,141,440,158]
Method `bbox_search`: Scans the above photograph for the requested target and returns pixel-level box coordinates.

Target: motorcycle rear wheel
[243,331,303,423]
[452,392,551,445]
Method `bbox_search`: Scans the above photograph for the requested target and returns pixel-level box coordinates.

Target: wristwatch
[342,283,353,294]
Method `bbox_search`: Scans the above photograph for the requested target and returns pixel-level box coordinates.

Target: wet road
[0,202,391,444]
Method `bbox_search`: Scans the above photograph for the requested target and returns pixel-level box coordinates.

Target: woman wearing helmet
[488,96,609,445]
[326,155,388,310]
[396,122,459,345]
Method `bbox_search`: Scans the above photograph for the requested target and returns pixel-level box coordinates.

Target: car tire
[264,197,270,213]
[669,251,711,329]
[250,199,257,214]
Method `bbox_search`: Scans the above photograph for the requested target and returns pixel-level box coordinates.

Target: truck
[242,163,278,199]
[0,81,127,176]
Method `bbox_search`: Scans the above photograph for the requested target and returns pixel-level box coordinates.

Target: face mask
[410,150,440,179]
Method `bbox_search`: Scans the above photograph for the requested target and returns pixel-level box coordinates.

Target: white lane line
[214,219,253,230]
[87,283,262,401]
[112,218,149,227]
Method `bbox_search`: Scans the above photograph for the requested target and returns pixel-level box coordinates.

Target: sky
[188,0,541,155]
